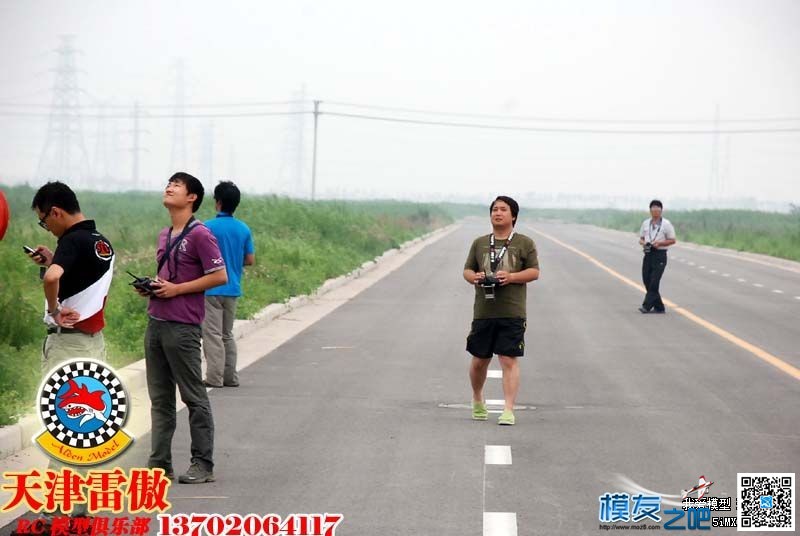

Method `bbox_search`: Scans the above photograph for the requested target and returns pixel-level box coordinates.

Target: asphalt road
[3,221,798,535]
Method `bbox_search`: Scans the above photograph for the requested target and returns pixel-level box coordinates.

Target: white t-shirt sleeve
[640,219,649,239]
[664,220,676,240]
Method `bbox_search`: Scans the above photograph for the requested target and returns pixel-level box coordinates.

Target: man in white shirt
[638,200,676,314]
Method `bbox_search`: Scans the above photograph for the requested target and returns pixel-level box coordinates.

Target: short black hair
[31,181,81,214]
[490,195,519,225]
[169,172,204,213]
[649,199,663,209]
[214,181,241,214]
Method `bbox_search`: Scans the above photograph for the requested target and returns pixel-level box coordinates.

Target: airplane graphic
[681,475,714,500]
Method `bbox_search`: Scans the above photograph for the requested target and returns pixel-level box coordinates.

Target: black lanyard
[489,231,514,272]
[648,219,662,244]
[157,216,196,280]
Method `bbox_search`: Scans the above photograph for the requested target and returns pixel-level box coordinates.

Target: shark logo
[57,380,108,427]
[35,359,134,466]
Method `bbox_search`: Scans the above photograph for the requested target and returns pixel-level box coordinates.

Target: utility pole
[311,100,320,201]
[132,101,141,188]
[91,102,111,188]
[721,136,731,199]
[228,144,237,181]
[201,121,215,183]
[709,104,720,202]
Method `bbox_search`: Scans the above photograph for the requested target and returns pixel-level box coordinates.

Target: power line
[8,106,800,134]
[6,105,800,133]
[322,111,800,135]
[4,97,800,124]
[0,110,310,119]
[324,100,800,125]
[0,100,308,109]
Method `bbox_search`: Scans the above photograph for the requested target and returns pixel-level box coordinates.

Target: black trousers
[641,249,668,311]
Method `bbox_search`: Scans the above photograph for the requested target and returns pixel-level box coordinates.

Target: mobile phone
[23,245,36,255]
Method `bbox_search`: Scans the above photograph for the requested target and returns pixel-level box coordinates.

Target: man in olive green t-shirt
[463,196,540,426]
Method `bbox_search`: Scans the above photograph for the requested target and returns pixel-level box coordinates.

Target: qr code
[737,473,795,531]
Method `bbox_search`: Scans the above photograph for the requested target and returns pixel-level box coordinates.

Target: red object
[0,190,9,241]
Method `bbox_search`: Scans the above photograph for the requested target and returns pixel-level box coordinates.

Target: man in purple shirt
[136,172,227,484]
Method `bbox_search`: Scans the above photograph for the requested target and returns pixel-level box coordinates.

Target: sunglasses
[38,208,53,230]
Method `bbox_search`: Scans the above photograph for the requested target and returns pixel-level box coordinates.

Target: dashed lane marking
[484,512,518,536]
[485,445,512,465]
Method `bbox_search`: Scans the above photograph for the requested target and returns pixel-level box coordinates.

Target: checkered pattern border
[38,360,128,448]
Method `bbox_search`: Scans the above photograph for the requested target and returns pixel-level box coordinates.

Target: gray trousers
[145,318,215,472]
[42,331,106,372]
[41,330,106,515]
[201,296,239,386]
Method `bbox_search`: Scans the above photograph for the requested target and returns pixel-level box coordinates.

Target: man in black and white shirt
[29,181,115,368]
[638,199,676,314]
[28,181,115,519]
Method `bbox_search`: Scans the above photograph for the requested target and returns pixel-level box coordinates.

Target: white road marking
[753,283,764,288]
[688,262,696,266]
[486,399,505,406]
[722,273,730,277]
[169,496,230,499]
[533,226,800,382]
[677,243,800,274]
[772,289,784,294]
[321,346,354,350]
[709,269,717,274]
[484,512,518,536]
[795,296,800,300]
[737,278,747,283]
[699,265,706,269]
[485,445,512,465]
[487,370,503,379]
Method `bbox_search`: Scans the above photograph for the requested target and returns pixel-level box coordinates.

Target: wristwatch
[48,305,62,317]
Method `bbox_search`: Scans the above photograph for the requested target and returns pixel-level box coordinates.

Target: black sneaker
[178,462,215,484]
[148,466,174,480]
[638,306,651,314]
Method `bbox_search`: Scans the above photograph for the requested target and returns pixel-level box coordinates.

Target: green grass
[0,185,451,425]
[530,208,800,262]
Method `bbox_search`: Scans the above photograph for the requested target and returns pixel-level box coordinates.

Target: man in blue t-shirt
[202,181,255,388]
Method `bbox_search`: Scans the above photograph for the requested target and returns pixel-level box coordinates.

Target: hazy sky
[1,0,799,207]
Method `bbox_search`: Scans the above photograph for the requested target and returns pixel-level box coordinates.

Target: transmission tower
[36,35,92,188]
[169,59,188,173]
[128,101,149,190]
